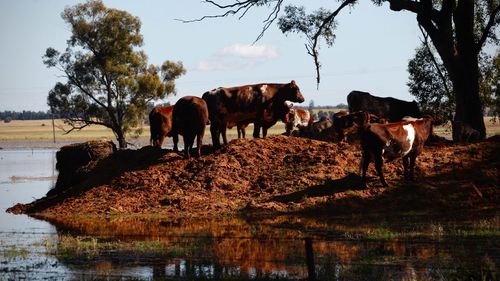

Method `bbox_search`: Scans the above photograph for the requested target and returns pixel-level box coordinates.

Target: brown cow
[334,111,388,142]
[202,80,304,148]
[228,101,291,139]
[171,96,209,158]
[149,105,174,148]
[360,116,433,187]
[285,108,313,135]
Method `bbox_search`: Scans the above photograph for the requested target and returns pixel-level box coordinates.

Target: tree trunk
[115,128,127,149]
[449,62,486,141]
[450,0,486,141]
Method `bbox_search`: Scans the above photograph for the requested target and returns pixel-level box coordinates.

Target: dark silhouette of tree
[193,0,499,141]
[409,42,499,125]
[44,0,185,148]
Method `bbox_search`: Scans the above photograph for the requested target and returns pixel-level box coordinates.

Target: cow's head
[411,101,423,118]
[280,80,305,103]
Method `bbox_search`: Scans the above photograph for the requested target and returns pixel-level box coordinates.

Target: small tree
[44,0,185,148]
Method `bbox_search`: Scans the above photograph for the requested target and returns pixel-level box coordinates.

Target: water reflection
[40,215,498,280]
[1,149,497,280]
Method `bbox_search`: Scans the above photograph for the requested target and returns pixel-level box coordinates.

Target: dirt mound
[8,135,500,218]
[50,140,116,196]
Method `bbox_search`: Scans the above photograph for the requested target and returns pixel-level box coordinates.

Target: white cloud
[218,43,279,59]
[192,43,279,72]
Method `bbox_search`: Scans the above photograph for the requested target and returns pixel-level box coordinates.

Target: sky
[0,0,423,111]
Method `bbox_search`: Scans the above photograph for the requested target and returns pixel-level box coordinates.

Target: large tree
[195,0,499,141]
[44,0,185,148]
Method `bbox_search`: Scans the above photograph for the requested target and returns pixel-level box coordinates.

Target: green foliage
[278,5,337,47]
[408,44,499,125]
[44,0,185,148]
[407,43,454,125]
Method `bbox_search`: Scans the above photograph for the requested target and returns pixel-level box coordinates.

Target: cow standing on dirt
[360,117,433,187]
[149,105,174,148]
[228,102,291,139]
[202,80,305,148]
[348,91,422,122]
[171,96,209,158]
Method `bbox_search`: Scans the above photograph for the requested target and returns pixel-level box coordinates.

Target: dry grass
[0,116,498,147]
[0,119,289,147]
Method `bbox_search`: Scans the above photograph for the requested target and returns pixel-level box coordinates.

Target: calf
[360,117,433,187]
[148,105,174,148]
[285,108,313,135]
[171,96,209,158]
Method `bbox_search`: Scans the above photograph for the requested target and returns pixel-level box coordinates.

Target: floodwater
[0,149,498,280]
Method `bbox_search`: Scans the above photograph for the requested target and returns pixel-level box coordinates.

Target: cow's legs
[158,135,165,148]
[361,152,371,185]
[184,135,195,159]
[374,154,388,187]
[210,123,220,149]
[253,122,261,138]
[196,132,204,158]
[221,125,228,145]
[262,126,268,138]
[402,156,410,180]
[172,133,179,152]
[409,154,417,180]
[241,127,246,139]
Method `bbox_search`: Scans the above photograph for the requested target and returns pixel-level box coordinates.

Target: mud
[7,135,499,218]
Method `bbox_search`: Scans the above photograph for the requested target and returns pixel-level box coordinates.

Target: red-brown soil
[8,135,499,218]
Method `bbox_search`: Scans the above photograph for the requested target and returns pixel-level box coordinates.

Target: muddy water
[1,149,498,280]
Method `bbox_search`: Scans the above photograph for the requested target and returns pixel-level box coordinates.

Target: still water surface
[0,149,497,280]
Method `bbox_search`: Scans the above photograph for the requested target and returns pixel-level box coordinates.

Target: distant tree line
[0,110,56,122]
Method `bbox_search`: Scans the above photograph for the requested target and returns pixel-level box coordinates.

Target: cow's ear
[290,80,296,86]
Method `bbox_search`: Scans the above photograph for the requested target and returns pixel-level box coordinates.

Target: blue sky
[0,0,422,111]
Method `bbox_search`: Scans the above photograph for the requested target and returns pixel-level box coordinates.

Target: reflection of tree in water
[43,216,497,280]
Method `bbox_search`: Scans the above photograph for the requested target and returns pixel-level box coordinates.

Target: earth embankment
[8,135,499,218]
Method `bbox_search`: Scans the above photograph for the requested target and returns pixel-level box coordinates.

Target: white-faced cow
[285,108,313,135]
[360,116,433,187]
[348,91,422,122]
[149,105,174,148]
[171,96,209,159]
[202,80,304,148]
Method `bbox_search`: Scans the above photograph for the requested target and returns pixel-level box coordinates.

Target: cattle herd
[149,82,433,187]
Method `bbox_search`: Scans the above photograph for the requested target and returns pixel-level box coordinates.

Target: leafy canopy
[44,0,185,147]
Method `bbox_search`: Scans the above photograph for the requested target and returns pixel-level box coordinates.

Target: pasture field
[0,116,499,148]
[0,119,288,148]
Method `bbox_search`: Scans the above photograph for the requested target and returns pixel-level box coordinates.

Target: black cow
[347,91,422,122]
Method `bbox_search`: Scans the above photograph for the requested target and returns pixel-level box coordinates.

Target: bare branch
[476,4,500,53]
[254,0,284,43]
[307,0,356,86]
[59,117,108,135]
[176,0,261,23]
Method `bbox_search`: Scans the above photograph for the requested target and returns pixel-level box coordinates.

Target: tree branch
[254,0,283,43]
[419,24,451,96]
[60,117,109,135]
[307,0,356,86]
[476,3,500,53]
[176,0,262,23]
